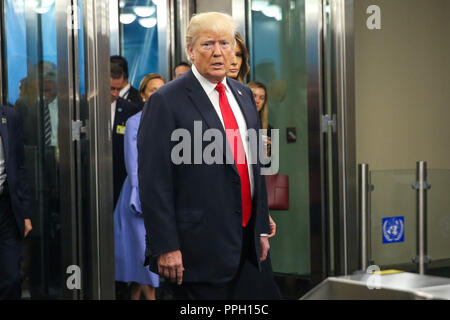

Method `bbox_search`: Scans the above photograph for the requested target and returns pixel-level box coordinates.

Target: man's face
[187,31,234,83]
[174,65,191,79]
[111,76,125,103]
[42,79,57,104]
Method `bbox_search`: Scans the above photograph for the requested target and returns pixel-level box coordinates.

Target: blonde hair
[139,73,165,97]
[186,12,237,56]
[247,81,269,130]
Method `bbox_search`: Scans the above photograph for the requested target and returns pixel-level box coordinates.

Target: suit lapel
[0,107,9,162]
[114,99,123,127]
[226,78,258,131]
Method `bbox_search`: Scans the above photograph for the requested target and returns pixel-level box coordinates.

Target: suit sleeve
[12,109,33,219]
[138,93,179,257]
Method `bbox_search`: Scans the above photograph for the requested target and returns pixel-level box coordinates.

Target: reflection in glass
[120,0,159,88]
[5,0,61,299]
[251,0,310,277]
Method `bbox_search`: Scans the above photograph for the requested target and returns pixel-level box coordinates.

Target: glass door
[248,0,328,298]
[2,0,79,299]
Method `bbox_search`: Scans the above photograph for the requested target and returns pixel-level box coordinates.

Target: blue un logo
[382,216,405,244]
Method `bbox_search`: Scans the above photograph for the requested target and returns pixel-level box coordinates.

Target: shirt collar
[119,83,131,97]
[191,64,230,96]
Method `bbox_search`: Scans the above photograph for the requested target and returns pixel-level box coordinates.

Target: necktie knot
[215,83,225,94]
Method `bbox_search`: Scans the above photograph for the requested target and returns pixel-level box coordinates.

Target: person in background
[0,104,33,299]
[114,73,166,300]
[226,32,249,83]
[247,81,273,158]
[173,61,191,79]
[138,73,166,102]
[110,55,143,106]
[110,63,141,206]
[226,32,281,300]
[228,32,277,240]
[110,62,141,300]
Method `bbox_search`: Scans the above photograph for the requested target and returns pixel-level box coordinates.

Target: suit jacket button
[235,210,241,214]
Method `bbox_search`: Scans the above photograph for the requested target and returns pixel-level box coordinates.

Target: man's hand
[24,219,32,238]
[158,250,184,285]
[260,236,270,262]
[268,215,276,238]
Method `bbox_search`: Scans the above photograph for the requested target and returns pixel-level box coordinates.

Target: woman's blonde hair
[186,12,237,56]
[234,31,250,83]
[247,81,269,130]
[139,73,165,98]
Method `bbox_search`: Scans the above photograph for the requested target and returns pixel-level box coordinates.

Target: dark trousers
[0,189,23,300]
[170,224,261,300]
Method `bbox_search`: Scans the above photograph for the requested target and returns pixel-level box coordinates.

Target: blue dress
[114,111,159,286]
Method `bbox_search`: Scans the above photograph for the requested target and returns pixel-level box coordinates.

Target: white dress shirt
[0,137,6,195]
[111,100,117,128]
[191,65,254,197]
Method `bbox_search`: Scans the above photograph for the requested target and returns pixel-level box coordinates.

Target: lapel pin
[1,118,6,124]
[238,90,242,96]
[118,108,122,112]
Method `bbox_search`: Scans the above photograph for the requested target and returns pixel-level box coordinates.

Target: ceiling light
[252,0,269,12]
[120,13,137,24]
[262,4,282,21]
[133,6,155,18]
[138,17,157,28]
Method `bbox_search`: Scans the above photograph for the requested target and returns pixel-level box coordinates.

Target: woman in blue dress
[114,73,165,300]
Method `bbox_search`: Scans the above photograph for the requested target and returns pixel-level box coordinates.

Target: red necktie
[215,83,252,227]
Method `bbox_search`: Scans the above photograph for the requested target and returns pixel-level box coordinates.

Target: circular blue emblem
[382,217,405,243]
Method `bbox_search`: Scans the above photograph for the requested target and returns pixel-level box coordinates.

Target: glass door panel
[249,0,311,278]
[4,0,77,299]
[369,170,416,268]
[427,169,450,276]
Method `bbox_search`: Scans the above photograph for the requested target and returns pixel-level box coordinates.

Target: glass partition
[4,0,63,299]
[427,169,450,265]
[250,0,310,278]
[369,169,416,268]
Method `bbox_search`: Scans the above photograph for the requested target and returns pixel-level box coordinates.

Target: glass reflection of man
[39,62,58,148]
[14,61,60,298]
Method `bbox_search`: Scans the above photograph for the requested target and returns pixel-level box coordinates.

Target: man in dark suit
[138,12,271,300]
[110,63,141,205]
[0,105,32,299]
[110,55,143,106]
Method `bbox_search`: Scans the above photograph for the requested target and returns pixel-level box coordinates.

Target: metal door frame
[325,0,357,276]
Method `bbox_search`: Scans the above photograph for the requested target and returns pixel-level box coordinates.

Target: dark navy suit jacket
[112,98,141,205]
[0,105,32,236]
[137,70,270,284]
